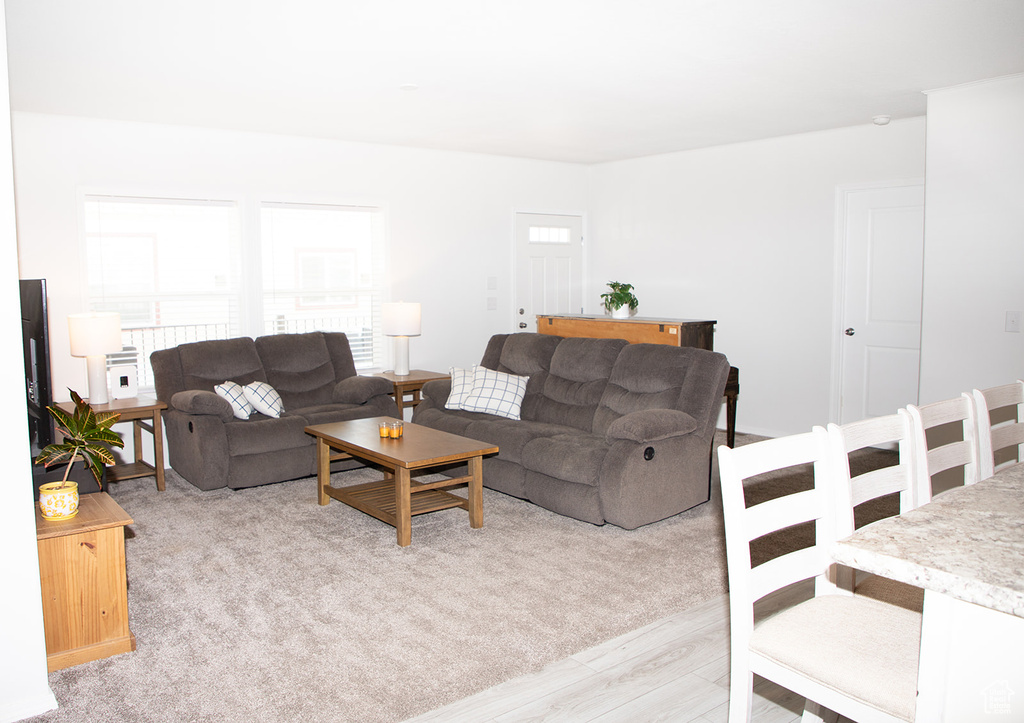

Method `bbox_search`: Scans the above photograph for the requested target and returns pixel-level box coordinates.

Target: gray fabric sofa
[413,333,730,529]
[151,331,399,491]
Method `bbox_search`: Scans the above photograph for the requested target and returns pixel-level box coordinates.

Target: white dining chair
[719,428,921,723]
[826,410,924,611]
[906,393,981,499]
[972,380,1024,479]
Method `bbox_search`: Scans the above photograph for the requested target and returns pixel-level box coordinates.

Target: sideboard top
[536,314,717,325]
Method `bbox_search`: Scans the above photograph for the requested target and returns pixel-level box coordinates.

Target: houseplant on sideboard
[600,281,639,319]
[34,389,123,520]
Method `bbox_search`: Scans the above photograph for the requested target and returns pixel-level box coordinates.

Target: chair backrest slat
[719,427,840,613]
[907,393,980,496]
[973,380,1024,479]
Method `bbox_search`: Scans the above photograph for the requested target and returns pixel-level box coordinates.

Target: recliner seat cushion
[464,418,578,464]
[521,433,610,487]
[224,414,311,456]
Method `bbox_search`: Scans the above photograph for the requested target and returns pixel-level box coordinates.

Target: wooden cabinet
[36,492,135,671]
[536,314,739,447]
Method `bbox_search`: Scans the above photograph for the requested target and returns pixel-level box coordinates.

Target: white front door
[514,212,583,332]
[835,182,925,424]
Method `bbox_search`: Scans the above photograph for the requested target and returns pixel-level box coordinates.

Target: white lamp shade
[382,302,421,337]
[68,312,123,357]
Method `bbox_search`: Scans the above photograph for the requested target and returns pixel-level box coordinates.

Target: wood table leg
[316,437,330,505]
[395,467,411,547]
[152,410,166,491]
[468,455,483,529]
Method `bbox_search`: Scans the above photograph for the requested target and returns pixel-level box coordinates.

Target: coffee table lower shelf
[323,478,469,526]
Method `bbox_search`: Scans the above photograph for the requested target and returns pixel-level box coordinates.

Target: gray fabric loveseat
[413,333,730,529]
[151,331,398,491]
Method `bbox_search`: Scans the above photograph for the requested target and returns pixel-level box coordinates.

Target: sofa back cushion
[480,333,561,418]
[255,331,347,410]
[172,337,268,397]
[527,337,628,431]
[593,344,730,439]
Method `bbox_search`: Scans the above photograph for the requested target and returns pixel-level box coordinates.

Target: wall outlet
[1006,310,1021,333]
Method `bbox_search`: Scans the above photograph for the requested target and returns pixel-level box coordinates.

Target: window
[84,195,386,388]
[260,202,385,367]
[528,225,571,244]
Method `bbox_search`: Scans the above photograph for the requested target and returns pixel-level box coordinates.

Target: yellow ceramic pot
[39,481,80,520]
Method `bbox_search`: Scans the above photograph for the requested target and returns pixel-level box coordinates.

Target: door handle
[845,328,856,336]
[519,322,527,329]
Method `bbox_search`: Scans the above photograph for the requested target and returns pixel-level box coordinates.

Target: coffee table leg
[395,467,411,547]
[468,455,483,529]
[316,437,330,505]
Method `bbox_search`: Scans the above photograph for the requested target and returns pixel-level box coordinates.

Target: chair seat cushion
[750,594,921,722]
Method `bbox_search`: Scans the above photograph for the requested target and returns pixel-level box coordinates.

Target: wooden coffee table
[305,417,499,546]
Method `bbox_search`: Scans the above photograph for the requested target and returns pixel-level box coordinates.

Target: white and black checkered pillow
[243,381,284,418]
[215,380,254,420]
[461,367,530,420]
[445,365,477,410]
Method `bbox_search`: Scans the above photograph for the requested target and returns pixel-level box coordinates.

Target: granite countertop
[831,463,1024,618]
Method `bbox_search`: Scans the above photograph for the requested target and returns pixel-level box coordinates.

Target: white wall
[0,3,60,719]
[587,119,927,436]
[919,75,1024,402]
[12,112,589,399]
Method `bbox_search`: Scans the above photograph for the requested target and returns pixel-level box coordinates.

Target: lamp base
[393,336,410,377]
[86,354,110,405]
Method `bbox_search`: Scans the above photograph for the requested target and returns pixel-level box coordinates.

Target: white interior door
[514,212,583,332]
[836,182,925,424]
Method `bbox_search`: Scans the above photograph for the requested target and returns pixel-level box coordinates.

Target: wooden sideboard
[536,314,739,446]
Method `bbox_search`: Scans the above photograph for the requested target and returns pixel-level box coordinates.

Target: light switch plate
[1006,310,1021,333]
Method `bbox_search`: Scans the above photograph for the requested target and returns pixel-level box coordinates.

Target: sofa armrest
[170,390,233,421]
[605,409,698,443]
[420,378,452,403]
[333,375,393,404]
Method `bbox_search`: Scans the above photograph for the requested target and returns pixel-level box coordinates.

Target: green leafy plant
[34,389,123,489]
[600,281,639,313]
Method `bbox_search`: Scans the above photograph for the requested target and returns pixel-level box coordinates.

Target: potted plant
[34,389,123,520]
[600,281,639,319]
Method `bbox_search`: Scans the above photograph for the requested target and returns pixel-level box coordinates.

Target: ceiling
[6,0,1024,164]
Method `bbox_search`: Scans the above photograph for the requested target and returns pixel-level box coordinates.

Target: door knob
[845,328,856,336]
[519,322,527,329]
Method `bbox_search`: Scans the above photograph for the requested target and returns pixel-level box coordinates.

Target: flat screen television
[21,278,54,454]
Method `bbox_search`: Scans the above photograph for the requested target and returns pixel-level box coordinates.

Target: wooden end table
[370,370,449,416]
[36,492,136,671]
[58,395,168,491]
[305,417,498,546]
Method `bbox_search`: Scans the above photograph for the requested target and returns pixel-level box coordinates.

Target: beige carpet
[26,432,896,723]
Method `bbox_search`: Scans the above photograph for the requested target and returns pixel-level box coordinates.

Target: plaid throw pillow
[243,381,284,418]
[445,366,477,410]
[215,380,254,420]
[461,367,530,420]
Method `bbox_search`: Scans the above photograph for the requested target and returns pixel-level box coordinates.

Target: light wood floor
[402,588,818,723]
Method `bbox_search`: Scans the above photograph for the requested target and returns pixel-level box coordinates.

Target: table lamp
[68,312,122,405]
[382,302,421,376]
